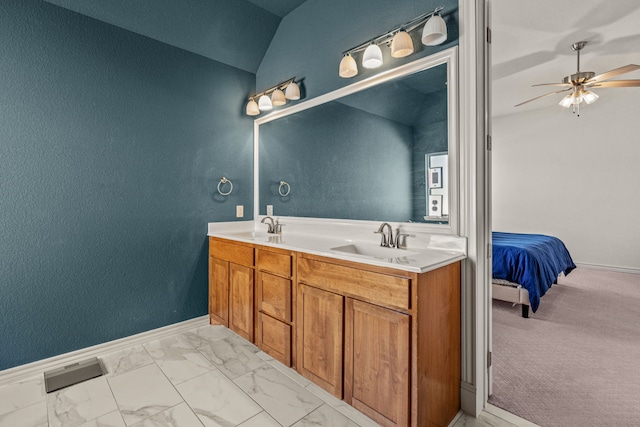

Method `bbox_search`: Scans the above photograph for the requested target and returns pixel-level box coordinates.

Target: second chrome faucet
[374,222,413,249]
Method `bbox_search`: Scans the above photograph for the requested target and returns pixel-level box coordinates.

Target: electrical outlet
[236,205,244,218]
[266,205,273,216]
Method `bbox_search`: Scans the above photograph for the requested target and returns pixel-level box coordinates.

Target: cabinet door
[297,284,344,398]
[258,272,292,322]
[257,312,292,366]
[345,299,410,427]
[229,263,254,342]
[209,257,229,327]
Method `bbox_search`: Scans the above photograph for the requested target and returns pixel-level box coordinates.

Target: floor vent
[44,357,106,393]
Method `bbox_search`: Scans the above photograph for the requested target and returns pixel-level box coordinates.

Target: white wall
[492,91,640,271]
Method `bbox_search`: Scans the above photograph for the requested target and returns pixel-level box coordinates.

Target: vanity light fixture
[338,6,447,78]
[245,77,300,116]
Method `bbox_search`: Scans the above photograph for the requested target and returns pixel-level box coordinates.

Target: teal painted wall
[42,0,282,74]
[0,0,254,370]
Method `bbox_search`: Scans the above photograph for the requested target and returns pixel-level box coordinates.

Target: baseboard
[485,403,540,427]
[575,262,640,275]
[0,315,209,386]
[460,380,480,416]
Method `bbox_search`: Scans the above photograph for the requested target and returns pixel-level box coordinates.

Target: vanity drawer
[257,249,292,277]
[209,238,254,267]
[257,313,292,366]
[258,272,292,322]
[298,258,410,310]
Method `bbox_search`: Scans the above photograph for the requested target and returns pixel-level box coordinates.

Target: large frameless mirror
[254,47,458,232]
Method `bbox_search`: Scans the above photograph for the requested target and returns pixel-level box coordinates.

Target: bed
[492,232,576,318]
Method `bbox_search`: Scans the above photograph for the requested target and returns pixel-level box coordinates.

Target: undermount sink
[330,244,419,259]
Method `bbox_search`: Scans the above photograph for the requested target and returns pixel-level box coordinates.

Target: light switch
[236,205,244,218]
[266,205,273,216]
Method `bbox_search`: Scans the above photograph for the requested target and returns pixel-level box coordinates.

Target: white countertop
[207,219,467,273]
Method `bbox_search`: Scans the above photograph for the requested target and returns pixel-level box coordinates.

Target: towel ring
[217,177,233,196]
[278,180,290,197]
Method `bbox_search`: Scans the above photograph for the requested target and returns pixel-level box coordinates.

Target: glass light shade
[421,14,447,46]
[571,92,583,105]
[362,44,383,69]
[391,30,414,58]
[582,89,599,104]
[339,54,358,78]
[558,94,573,108]
[285,82,300,100]
[246,99,260,116]
[271,88,286,106]
[258,94,273,111]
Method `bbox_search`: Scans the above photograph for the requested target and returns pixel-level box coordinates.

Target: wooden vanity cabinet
[209,237,461,427]
[208,238,255,341]
[255,247,295,366]
[297,253,461,427]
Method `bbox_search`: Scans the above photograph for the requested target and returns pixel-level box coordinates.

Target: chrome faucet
[374,222,394,248]
[261,216,275,234]
[261,216,284,234]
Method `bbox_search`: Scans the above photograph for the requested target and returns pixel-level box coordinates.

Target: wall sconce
[246,77,300,116]
[339,6,447,78]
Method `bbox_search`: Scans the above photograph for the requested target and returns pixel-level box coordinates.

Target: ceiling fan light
[582,90,599,104]
[571,92,583,105]
[559,94,573,108]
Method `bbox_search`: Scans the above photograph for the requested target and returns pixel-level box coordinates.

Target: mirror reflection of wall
[258,56,454,224]
[426,152,448,221]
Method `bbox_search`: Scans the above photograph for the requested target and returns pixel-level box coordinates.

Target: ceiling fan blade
[589,64,640,83]
[532,83,572,88]
[514,88,572,107]
[590,80,640,88]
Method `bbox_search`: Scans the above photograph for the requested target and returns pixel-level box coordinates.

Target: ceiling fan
[515,41,640,115]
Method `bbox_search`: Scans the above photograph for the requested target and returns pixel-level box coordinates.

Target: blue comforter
[492,232,576,312]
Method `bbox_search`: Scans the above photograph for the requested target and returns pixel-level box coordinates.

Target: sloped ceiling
[42,0,307,73]
[492,0,640,118]
[246,0,307,18]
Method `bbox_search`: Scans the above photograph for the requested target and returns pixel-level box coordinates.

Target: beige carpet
[489,268,640,427]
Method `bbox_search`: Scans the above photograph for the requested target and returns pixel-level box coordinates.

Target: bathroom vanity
[207,223,465,427]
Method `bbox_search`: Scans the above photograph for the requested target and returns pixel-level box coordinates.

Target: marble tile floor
[0,325,521,427]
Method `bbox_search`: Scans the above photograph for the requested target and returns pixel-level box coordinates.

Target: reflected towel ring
[217,177,233,196]
[278,180,290,197]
